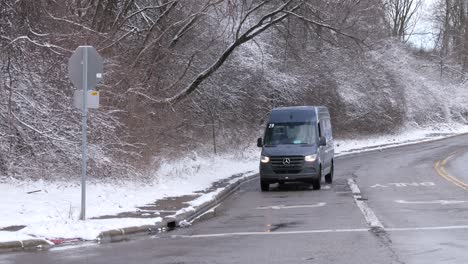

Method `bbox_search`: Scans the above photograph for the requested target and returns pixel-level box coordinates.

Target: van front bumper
[259,163,319,183]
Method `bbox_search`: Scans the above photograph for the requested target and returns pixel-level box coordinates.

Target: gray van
[257,106,334,191]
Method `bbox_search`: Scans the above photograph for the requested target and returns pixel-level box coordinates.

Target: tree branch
[135,0,300,105]
[285,11,368,48]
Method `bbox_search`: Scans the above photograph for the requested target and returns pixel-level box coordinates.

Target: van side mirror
[319,137,327,146]
[257,138,263,148]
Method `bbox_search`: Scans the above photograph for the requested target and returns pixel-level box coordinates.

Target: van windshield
[264,122,316,146]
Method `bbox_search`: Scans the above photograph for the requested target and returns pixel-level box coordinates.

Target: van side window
[317,122,322,138]
[321,119,332,140]
[323,119,328,140]
[326,119,333,140]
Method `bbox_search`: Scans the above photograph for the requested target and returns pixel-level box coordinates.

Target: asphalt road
[2,134,468,264]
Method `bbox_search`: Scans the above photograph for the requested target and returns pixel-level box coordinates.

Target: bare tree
[1,0,402,179]
[432,0,468,75]
[385,0,423,41]
[128,0,368,106]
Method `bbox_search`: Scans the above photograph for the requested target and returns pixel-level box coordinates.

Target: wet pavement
[445,149,468,186]
[2,135,468,264]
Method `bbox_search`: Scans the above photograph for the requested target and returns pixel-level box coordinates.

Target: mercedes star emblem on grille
[283,158,291,165]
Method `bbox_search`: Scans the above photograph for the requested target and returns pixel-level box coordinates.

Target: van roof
[269,106,326,123]
[273,106,316,111]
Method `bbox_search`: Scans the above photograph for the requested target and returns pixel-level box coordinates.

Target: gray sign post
[68,46,103,220]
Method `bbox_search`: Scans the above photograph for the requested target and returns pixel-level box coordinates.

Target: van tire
[312,167,321,190]
[278,181,286,189]
[325,161,334,184]
[261,180,269,192]
[312,178,321,190]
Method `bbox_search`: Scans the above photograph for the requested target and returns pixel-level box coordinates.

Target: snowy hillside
[0,0,467,180]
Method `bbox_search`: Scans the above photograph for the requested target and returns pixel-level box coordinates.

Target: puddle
[92,194,200,220]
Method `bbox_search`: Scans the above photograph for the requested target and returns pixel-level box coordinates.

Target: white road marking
[172,225,468,238]
[49,242,98,251]
[370,182,436,188]
[420,182,437,186]
[347,179,384,229]
[348,179,361,194]
[256,203,326,210]
[387,225,468,232]
[395,200,468,205]
[370,184,388,188]
[172,228,369,238]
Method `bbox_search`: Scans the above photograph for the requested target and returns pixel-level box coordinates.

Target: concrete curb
[98,222,168,243]
[97,171,258,242]
[0,239,52,253]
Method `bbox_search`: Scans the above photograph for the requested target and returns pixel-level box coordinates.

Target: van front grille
[270,156,304,174]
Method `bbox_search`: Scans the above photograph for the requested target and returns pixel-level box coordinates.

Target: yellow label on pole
[91,91,98,96]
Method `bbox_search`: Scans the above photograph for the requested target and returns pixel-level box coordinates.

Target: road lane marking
[172,228,370,238]
[370,182,436,188]
[370,184,388,188]
[395,200,468,205]
[348,179,361,194]
[49,242,99,252]
[387,225,468,232]
[171,225,468,238]
[256,203,326,210]
[347,179,384,229]
[434,154,468,190]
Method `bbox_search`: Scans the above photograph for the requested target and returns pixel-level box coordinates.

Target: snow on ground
[1,123,468,242]
[18,217,162,241]
[0,231,36,243]
[188,188,224,208]
[0,156,258,230]
[335,124,468,155]
[0,154,258,242]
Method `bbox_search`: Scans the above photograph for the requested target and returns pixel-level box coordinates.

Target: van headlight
[304,154,317,162]
[260,156,270,163]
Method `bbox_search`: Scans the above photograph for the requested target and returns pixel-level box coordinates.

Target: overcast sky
[407,0,438,49]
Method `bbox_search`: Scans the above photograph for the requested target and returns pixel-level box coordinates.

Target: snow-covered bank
[1,124,467,242]
[0,232,36,243]
[335,124,468,155]
[18,217,163,241]
[0,156,258,234]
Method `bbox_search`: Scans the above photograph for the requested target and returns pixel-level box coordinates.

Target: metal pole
[80,47,88,220]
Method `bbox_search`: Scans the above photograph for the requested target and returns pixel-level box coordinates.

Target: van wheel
[312,178,321,190]
[325,162,334,184]
[312,167,321,190]
[261,180,269,192]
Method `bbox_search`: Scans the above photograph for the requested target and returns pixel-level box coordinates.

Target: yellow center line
[434,153,468,190]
